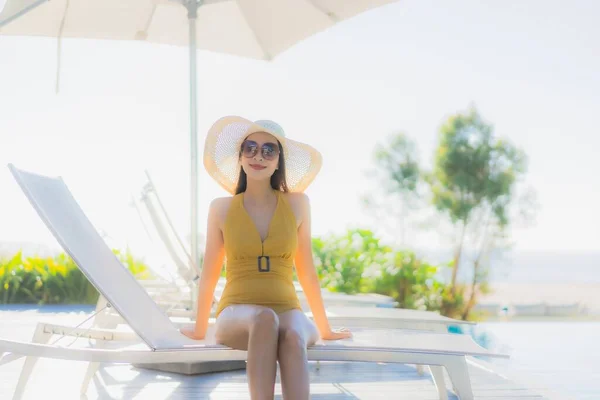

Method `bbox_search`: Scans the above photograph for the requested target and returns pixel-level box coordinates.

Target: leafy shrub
[312,228,476,319]
[0,249,152,305]
[364,249,441,311]
[312,229,391,294]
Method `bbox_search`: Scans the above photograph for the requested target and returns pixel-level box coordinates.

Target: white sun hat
[203,115,323,194]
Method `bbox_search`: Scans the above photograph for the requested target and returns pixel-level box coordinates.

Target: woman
[181,116,352,399]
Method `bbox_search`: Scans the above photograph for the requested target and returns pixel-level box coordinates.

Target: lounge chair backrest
[8,164,193,349]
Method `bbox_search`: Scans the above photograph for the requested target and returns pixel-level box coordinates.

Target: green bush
[0,249,152,305]
[312,229,392,294]
[311,228,474,318]
[364,250,442,311]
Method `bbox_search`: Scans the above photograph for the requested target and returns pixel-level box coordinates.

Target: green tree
[369,106,536,319]
[362,133,422,246]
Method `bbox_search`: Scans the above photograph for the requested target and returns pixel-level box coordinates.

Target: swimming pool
[458,321,600,400]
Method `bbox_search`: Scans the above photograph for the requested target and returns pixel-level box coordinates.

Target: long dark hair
[235,140,289,194]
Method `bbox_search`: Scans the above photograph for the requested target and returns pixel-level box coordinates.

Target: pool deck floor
[0,306,567,400]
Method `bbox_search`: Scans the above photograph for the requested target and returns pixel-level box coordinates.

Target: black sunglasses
[241,140,280,161]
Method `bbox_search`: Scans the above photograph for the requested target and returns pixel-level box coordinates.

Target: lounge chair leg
[81,362,100,394]
[444,357,473,400]
[81,312,118,395]
[13,324,52,400]
[80,331,114,394]
[428,365,448,400]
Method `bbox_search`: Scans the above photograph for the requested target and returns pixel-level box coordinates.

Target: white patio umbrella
[0,0,397,268]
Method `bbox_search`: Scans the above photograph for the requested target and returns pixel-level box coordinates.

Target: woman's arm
[182,198,226,340]
[294,194,351,340]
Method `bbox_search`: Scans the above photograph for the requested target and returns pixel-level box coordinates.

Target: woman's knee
[278,326,307,352]
[250,308,279,335]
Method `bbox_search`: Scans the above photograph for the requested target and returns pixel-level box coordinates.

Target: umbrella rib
[55,0,71,93]
[57,0,70,39]
[235,1,271,61]
[141,4,158,39]
[304,0,339,23]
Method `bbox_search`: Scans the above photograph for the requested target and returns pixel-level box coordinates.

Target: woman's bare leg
[215,305,280,400]
[277,309,320,400]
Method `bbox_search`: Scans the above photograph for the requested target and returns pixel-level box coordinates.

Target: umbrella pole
[187,1,200,277]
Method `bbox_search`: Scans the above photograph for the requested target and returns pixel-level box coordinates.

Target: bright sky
[0,0,598,258]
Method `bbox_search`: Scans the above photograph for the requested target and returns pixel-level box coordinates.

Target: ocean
[417,249,600,284]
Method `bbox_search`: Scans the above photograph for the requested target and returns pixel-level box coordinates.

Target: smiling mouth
[249,164,267,170]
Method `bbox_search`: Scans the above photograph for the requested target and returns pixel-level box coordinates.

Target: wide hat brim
[203,116,323,195]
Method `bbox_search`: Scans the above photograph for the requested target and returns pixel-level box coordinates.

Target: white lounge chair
[137,171,201,286]
[127,176,197,310]
[0,164,508,400]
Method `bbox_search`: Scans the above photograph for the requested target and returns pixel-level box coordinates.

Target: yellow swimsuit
[216,189,302,317]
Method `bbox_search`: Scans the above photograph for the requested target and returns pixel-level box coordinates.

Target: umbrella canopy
[1,0,395,59]
[0,0,398,269]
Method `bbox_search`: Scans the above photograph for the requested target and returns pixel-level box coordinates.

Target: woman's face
[240,131,281,181]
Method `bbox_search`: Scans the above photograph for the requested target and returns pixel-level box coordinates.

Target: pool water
[456,321,600,400]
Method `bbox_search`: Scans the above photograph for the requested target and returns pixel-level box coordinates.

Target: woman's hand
[320,327,352,341]
[180,326,205,341]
